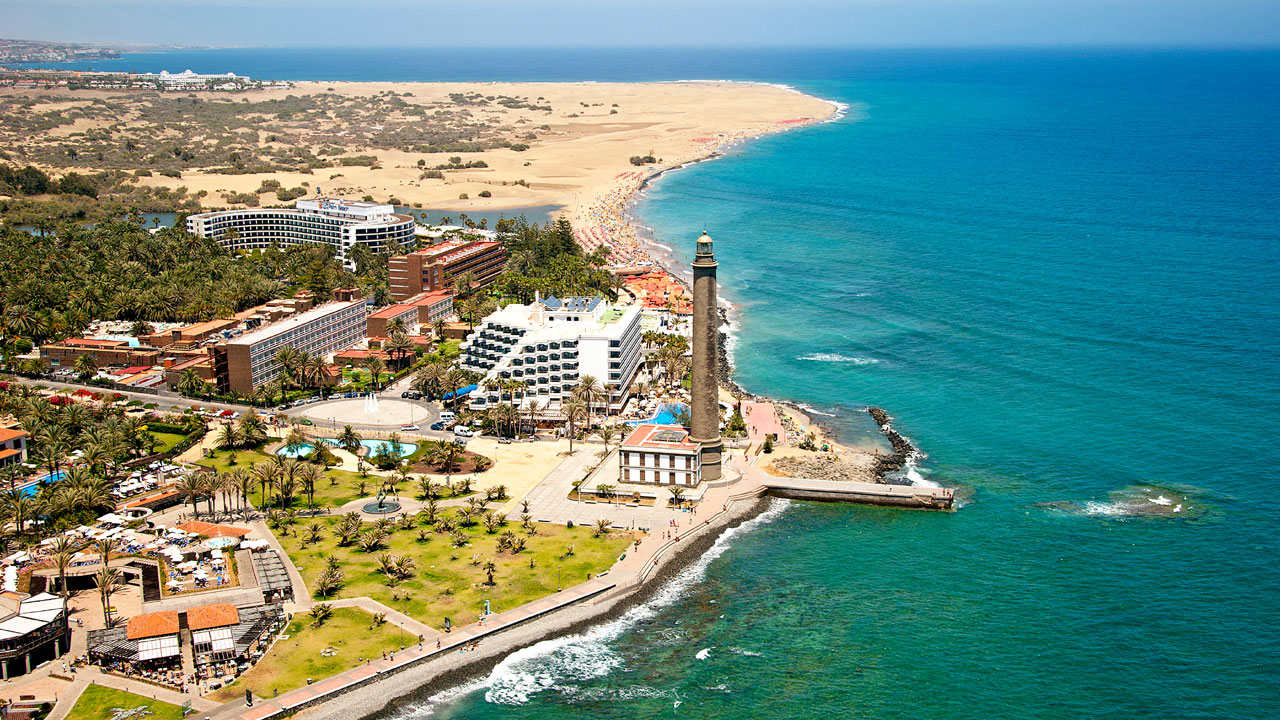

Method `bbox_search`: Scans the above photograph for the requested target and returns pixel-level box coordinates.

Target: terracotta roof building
[126,610,179,640]
[0,428,27,468]
[618,424,702,487]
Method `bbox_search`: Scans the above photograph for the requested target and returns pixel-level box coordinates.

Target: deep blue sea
[34,48,1280,717]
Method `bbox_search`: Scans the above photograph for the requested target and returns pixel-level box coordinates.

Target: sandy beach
[2,81,835,225]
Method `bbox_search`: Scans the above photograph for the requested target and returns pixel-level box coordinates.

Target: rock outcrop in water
[866,406,917,477]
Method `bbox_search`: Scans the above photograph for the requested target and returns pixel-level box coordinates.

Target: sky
[3,0,1279,48]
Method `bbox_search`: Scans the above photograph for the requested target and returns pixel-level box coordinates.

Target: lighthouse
[690,230,723,482]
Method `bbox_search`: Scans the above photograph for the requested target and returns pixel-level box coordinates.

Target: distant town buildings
[388,238,507,301]
[186,199,416,270]
[618,424,703,486]
[461,294,642,412]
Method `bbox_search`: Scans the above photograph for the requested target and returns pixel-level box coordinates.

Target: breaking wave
[396,500,792,713]
[798,353,880,365]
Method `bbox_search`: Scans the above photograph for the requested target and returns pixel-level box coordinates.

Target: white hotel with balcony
[186,198,416,270]
[460,295,643,413]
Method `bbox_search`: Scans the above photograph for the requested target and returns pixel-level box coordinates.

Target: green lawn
[152,431,187,455]
[278,509,631,628]
[66,685,184,720]
[207,607,404,702]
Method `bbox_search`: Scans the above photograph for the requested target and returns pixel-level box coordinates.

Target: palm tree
[596,425,616,453]
[233,469,257,519]
[72,353,98,380]
[50,536,77,600]
[574,375,605,425]
[252,461,279,508]
[365,356,387,391]
[303,353,330,397]
[562,397,587,454]
[384,332,414,371]
[95,566,122,627]
[176,474,204,518]
[177,367,206,398]
[297,463,321,509]
[274,346,300,394]
[336,425,362,454]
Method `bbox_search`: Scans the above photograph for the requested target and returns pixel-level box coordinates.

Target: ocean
[31,48,1280,717]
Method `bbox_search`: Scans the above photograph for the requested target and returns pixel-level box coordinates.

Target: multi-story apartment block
[460,295,642,413]
[388,239,506,301]
[224,300,366,393]
[186,198,415,270]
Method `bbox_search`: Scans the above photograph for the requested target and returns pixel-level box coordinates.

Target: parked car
[401,424,419,431]
[453,426,473,438]
[498,437,512,444]
[430,421,447,431]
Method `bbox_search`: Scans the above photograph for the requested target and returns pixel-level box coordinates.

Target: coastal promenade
[213,580,617,720]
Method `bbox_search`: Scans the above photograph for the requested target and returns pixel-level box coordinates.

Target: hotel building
[388,239,507,301]
[224,299,367,394]
[460,295,642,413]
[0,592,68,680]
[618,424,703,487]
[186,198,416,270]
[0,428,28,468]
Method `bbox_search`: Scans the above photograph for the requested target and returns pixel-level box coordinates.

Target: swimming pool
[17,471,66,497]
[276,439,418,458]
[633,403,690,426]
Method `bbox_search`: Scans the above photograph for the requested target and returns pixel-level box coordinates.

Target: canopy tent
[442,384,478,401]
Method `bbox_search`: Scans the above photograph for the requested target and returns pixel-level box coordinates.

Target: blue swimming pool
[276,439,418,458]
[633,403,690,426]
[18,470,64,497]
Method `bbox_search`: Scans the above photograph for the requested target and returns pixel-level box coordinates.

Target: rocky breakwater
[867,406,918,476]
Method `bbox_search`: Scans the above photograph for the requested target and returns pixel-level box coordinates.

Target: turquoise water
[276,439,418,458]
[275,443,315,458]
[20,470,65,497]
[633,402,690,426]
[28,47,1280,717]
[412,51,1280,719]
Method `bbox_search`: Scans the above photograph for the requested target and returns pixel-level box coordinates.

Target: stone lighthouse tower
[690,230,723,482]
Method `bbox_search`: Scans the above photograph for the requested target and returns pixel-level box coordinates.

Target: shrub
[478,190,491,198]
[458,193,468,200]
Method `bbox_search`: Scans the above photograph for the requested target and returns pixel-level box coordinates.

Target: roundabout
[290,396,437,430]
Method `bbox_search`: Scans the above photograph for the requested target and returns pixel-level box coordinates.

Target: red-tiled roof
[0,449,21,460]
[621,424,699,450]
[369,303,417,320]
[0,428,27,443]
[186,603,239,630]
[126,611,179,640]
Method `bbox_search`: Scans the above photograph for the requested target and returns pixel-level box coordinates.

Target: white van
[439,411,456,424]
[453,425,473,438]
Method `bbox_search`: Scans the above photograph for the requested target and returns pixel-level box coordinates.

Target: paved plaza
[292,397,435,429]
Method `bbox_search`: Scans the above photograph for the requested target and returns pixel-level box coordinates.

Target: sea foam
[798,353,880,365]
